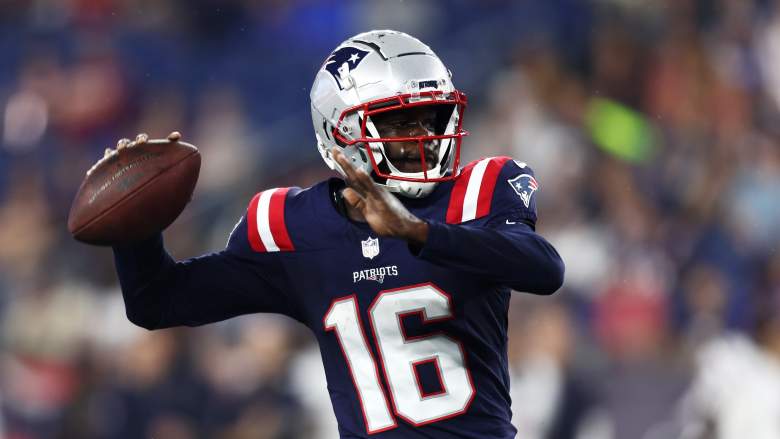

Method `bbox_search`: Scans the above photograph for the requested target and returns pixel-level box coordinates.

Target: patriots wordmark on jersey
[113,156,564,438]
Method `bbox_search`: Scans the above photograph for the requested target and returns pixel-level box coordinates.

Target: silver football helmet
[310,30,468,198]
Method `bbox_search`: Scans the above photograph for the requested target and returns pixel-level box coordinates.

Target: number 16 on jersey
[324,283,475,434]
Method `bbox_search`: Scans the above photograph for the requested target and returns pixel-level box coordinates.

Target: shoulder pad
[246,187,298,252]
[446,156,512,224]
[496,159,538,225]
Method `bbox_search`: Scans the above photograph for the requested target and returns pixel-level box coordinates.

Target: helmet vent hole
[353,40,388,60]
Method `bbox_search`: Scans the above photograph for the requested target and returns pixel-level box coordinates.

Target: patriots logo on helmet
[508,174,538,208]
[324,47,369,90]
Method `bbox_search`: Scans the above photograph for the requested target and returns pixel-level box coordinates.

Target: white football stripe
[461,158,490,222]
[256,189,280,252]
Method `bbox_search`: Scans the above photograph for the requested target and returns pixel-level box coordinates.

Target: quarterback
[112,30,564,438]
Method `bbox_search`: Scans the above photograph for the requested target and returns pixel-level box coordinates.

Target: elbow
[122,286,164,330]
[125,307,162,330]
[540,255,565,295]
[522,253,565,296]
[538,238,565,295]
[504,232,566,295]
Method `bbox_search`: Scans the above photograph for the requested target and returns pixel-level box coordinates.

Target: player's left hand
[333,149,429,246]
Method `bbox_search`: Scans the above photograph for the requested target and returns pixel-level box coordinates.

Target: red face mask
[333,90,469,182]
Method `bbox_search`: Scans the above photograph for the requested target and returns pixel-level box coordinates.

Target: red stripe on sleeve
[247,192,266,252]
[268,187,295,251]
[445,162,477,224]
[475,156,512,218]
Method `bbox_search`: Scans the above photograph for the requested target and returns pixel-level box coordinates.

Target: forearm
[112,230,291,329]
[414,221,564,294]
[112,232,179,329]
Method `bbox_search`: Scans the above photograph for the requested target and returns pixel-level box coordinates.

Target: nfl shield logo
[361,237,380,259]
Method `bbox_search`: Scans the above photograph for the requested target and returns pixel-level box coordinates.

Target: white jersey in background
[680,333,780,439]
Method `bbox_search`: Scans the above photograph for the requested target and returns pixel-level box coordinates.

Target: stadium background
[1,0,779,438]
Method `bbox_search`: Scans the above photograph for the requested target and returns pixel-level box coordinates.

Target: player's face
[371,106,441,173]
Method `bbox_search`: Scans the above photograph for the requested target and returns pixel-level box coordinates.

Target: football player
[112,30,564,438]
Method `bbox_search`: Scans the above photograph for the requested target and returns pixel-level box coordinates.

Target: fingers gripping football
[113,131,178,153]
[68,131,200,246]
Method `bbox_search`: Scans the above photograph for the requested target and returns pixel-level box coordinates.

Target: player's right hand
[70,130,200,246]
[89,131,180,176]
[107,131,180,156]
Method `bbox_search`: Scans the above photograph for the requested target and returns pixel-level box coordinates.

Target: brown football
[67,138,201,246]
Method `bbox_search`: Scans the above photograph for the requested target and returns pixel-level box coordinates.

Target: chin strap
[386,180,437,199]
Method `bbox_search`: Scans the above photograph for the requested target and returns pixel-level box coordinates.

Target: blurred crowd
[0,0,779,438]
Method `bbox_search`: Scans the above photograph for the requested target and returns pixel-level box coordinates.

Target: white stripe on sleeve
[256,188,280,252]
[461,158,490,222]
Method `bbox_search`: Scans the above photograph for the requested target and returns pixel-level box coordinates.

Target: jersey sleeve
[417,157,563,294]
[489,158,538,228]
[113,190,303,330]
[445,157,537,228]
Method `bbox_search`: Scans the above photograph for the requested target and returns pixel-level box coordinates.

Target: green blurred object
[585,97,655,163]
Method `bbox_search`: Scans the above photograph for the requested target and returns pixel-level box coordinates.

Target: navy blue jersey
[113,156,564,438]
